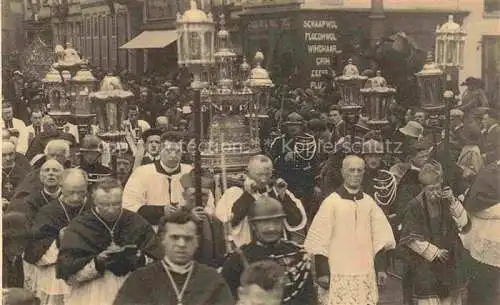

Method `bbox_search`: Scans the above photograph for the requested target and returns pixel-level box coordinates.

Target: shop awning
[120,30,177,49]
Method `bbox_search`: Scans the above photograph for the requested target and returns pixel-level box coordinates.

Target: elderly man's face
[423,182,442,203]
[342,159,365,189]
[2,144,16,168]
[160,140,182,168]
[40,162,63,188]
[238,282,285,305]
[46,147,67,166]
[146,135,161,156]
[156,117,169,131]
[248,162,273,187]
[94,187,122,222]
[162,221,199,265]
[2,107,13,121]
[61,177,87,207]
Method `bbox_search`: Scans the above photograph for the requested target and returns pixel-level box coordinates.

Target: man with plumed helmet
[269,112,319,219]
[400,161,471,305]
[221,196,317,305]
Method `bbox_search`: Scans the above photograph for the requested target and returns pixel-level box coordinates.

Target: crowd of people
[2,67,500,305]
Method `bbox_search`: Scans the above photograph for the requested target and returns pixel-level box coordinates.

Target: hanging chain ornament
[373,169,397,206]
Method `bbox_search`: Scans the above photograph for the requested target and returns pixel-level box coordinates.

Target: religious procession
[2,0,500,305]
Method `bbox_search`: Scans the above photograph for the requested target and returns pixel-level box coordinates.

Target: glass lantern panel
[74,84,92,115]
[437,40,445,65]
[446,39,454,64]
[177,32,185,63]
[449,40,458,65]
[204,31,213,63]
[188,31,202,61]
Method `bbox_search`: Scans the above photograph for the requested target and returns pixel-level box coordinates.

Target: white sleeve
[122,167,147,212]
[407,240,439,262]
[66,260,101,286]
[449,198,469,232]
[36,241,59,266]
[304,197,335,257]
[215,187,244,223]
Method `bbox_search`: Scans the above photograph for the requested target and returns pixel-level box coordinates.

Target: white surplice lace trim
[470,237,500,268]
[328,273,378,305]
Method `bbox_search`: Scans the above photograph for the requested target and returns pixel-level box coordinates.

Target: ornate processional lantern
[71,60,97,139]
[415,52,445,115]
[200,15,260,188]
[90,75,134,171]
[435,15,466,70]
[335,58,368,134]
[360,70,396,132]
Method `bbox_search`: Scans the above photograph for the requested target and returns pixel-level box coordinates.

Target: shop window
[93,16,98,37]
[146,0,176,21]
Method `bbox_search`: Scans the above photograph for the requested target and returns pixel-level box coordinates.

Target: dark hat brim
[142,128,163,142]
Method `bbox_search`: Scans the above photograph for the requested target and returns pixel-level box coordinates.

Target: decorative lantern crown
[435,15,466,69]
[248,52,274,89]
[415,52,445,113]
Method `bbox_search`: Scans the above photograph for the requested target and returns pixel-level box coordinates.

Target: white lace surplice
[305,193,396,305]
[461,202,500,268]
[66,270,129,305]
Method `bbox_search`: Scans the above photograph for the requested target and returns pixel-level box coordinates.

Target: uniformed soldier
[269,112,319,219]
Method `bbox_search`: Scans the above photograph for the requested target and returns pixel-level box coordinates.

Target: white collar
[160,161,180,174]
[343,185,361,194]
[44,187,61,197]
[145,152,160,160]
[162,256,193,274]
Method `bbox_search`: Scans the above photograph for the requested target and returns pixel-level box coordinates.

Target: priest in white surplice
[305,155,396,305]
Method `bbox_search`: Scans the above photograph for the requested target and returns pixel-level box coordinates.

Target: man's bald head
[247,155,273,186]
[342,155,365,170]
[45,139,70,166]
[60,168,88,207]
[2,141,16,168]
[156,116,169,130]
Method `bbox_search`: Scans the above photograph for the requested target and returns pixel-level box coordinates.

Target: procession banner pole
[194,88,203,208]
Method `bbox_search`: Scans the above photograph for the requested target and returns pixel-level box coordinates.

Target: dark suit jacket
[482,124,500,164]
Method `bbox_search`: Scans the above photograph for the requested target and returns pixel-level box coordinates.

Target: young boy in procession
[221,196,317,305]
[112,210,234,305]
[56,177,162,305]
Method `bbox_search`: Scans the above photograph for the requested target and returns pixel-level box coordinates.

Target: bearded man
[305,155,395,305]
[24,169,90,305]
[400,162,471,305]
[216,155,306,247]
[56,177,162,305]
[222,197,317,305]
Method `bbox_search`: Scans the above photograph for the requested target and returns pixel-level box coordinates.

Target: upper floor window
[485,0,500,14]
[146,0,176,21]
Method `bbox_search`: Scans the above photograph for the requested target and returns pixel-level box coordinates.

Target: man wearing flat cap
[221,196,317,305]
[480,108,500,164]
[270,112,319,219]
[400,161,471,305]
